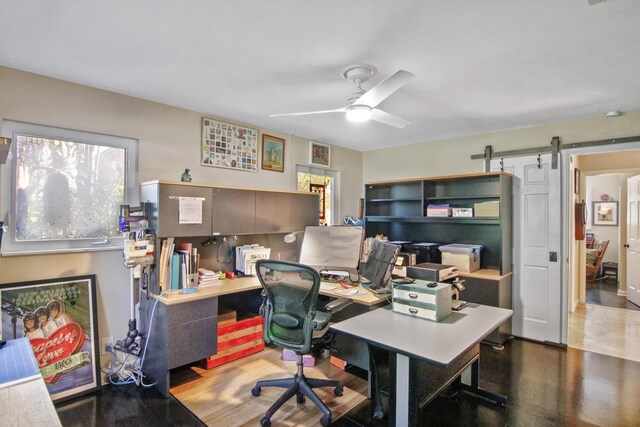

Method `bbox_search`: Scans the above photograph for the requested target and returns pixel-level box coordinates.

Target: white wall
[0,66,363,369]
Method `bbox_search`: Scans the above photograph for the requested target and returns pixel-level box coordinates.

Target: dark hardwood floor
[55,339,640,426]
[586,277,640,311]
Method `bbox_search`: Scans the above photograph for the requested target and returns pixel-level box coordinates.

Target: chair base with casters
[251,353,343,427]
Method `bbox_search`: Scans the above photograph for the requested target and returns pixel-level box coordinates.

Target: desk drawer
[393,288,438,305]
[392,300,451,322]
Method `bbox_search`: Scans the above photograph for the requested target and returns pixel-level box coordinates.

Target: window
[1,121,138,254]
[296,166,338,225]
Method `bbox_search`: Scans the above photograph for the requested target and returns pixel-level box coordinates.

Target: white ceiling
[1,1,639,152]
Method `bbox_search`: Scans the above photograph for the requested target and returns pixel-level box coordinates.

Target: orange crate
[203,315,265,369]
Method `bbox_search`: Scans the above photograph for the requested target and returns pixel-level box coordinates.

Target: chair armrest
[323,297,353,313]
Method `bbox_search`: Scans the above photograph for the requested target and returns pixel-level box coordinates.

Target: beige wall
[363,110,640,182]
[0,66,362,368]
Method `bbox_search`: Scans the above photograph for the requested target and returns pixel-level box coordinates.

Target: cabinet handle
[408,293,418,299]
[409,308,418,314]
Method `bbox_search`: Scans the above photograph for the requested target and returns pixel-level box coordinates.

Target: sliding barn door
[490,155,562,343]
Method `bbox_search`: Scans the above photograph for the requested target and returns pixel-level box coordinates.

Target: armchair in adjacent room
[586,239,609,281]
[251,259,348,427]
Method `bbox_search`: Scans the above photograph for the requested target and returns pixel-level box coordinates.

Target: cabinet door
[156,184,213,237]
[256,191,291,233]
[290,193,320,231]
[212,188,256,235]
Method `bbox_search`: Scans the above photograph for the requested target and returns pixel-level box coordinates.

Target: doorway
[566,149,640,363]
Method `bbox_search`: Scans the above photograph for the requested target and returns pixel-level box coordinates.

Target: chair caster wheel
[297,394,305,404]
[334,386,343,396]
[320,415,331,427]
[260,417,271,427]
[251,387,261,397]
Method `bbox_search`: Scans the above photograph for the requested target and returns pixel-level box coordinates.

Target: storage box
[452,208,473,217]
[438,244,482,273]
[203,315,264,369]
[392,280,452,322]
[474,201,500,217]
[218,306,237,326]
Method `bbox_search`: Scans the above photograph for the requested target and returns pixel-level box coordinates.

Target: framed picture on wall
[201,117,258,172]
[261,134,285,172]
[593,201,618,226]
[0,275,100,402]
[309,141,330,167]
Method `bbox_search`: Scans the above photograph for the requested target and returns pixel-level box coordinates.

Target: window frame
[1,120,138,255]
[296,165,340,225]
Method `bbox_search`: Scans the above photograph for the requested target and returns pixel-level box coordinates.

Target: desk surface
[0,338,61,427]
[154,276,389,307]
[331,304,512,367]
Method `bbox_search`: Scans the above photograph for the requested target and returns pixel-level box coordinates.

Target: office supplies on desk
[392,280,452,322]
[319,283,337,291]
[407,262,457,282]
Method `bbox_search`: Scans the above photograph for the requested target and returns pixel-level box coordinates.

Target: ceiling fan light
[346,105,372,122]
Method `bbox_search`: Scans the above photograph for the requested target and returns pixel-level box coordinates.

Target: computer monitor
[298,226,364,281]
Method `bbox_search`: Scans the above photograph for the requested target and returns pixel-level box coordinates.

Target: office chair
[251,259,345,427]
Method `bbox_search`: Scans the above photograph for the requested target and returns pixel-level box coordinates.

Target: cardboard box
[452,208,473,217]
[218,306,237,326]
[203,315,264,369]
[439,244,482,273]
[474,201,500,217]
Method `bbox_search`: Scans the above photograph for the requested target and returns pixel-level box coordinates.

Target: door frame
[561,139,640,344]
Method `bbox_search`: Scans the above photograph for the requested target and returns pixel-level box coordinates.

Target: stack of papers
[198,268,223,286]
[235,244,271,276]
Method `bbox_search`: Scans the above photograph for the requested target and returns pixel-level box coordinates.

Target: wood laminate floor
[586,277,640,311]
[55,339,640,427]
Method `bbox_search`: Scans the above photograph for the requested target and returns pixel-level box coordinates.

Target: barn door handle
[549,252,558,262]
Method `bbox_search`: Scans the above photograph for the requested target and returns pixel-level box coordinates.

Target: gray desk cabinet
[143,297,218,398]
[256,191,290,233]
[291,193,320,231]
[212,188,256,235]
[142,183,213,238]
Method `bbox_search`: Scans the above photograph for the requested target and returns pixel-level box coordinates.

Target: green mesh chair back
[255,259,321,355]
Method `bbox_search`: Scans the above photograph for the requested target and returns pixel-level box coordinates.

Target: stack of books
[426,204,451,217]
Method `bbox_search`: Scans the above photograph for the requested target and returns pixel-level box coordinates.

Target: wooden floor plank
[171,346,368,426]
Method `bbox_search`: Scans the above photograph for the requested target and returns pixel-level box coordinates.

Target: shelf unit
[364,172,512,275]
[364,172,513,345]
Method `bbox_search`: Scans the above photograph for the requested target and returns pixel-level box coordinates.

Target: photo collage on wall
[201,117,258,172]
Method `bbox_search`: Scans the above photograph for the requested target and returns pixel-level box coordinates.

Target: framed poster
[201,117,258,172]
[593,201,618,226]
[261,134,285,172]
[0,275,100,402]
[309,141,330,167]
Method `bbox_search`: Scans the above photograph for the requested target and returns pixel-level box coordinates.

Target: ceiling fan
[270,64,415,128]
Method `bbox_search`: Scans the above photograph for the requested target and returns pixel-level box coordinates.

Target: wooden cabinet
[291,193,320,231]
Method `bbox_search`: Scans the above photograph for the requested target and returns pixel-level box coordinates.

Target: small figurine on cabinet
[181,168,192,182]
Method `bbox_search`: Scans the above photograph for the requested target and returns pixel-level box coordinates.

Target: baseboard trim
[617,290,627,297]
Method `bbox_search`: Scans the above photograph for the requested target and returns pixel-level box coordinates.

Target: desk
[0,338,61,427]
[331,304,512,426]
[143,276,389,397]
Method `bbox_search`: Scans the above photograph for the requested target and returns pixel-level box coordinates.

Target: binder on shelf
[171,254,180,291]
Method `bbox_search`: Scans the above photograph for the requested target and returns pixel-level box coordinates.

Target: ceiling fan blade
[269,108,345,117]
[354,70,414,108]
[370,109,411,128]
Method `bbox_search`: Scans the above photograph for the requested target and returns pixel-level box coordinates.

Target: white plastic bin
[438,244,483,273]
